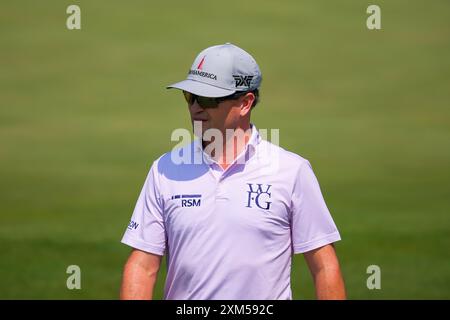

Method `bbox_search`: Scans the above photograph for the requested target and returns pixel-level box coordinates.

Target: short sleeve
[291,161,341,254]
[121,162,166,256]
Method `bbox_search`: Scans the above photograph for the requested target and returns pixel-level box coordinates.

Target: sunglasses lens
[183,91,219,108]
[183,91,194,105]
[196,96,218,109]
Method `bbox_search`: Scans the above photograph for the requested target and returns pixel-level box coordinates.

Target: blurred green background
[1,0,449,299]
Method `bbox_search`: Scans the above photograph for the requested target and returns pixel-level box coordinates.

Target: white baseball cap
[167,43,262,98]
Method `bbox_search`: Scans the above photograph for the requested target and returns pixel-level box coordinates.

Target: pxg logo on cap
[167,43,262,98]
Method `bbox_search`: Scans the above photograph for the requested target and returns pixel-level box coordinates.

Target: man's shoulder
[152,141,196,163]
[257,139,310,171]
[149,141,207,181]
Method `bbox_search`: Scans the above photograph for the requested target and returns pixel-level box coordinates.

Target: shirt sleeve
[291,160,341,254]
[121,162,166,256]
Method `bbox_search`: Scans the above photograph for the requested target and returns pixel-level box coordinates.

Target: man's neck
[202,124,252,170]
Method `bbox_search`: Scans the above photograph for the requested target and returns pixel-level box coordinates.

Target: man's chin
[192,120,209,138]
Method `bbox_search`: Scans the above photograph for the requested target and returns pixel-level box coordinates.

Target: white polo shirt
[121,125,341,300]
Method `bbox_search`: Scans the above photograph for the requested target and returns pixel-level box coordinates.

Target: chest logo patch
[171,194,202,207]
[246,183,272,210]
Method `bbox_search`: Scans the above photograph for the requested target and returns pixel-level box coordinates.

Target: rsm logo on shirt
[171,194,202,208]
[246,183,272,210]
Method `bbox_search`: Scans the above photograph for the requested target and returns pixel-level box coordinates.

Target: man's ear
[240,93,255,116]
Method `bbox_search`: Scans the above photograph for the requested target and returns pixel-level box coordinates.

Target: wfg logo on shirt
[171,194,202,208]
[246,183,272,210]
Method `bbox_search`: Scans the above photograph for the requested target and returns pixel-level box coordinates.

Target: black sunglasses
[183,91,249,109]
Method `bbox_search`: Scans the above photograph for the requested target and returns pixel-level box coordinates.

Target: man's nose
[189,100,204,113]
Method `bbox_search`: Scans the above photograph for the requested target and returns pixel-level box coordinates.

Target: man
[120,43,346,300]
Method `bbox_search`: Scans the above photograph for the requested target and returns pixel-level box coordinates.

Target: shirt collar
[194,123,261,167]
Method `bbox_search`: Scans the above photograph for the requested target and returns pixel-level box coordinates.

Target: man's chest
[160,172,292,237]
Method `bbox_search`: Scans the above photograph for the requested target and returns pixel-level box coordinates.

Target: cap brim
[166,79,235,98]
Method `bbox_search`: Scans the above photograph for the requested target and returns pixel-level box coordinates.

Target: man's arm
[120,249,162,300]
[303,244,346,300]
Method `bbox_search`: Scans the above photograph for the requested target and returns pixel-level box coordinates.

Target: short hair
[217,89,260,109]
[250,89,259,109]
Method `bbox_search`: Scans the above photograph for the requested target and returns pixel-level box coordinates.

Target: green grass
[0,0,449,299]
